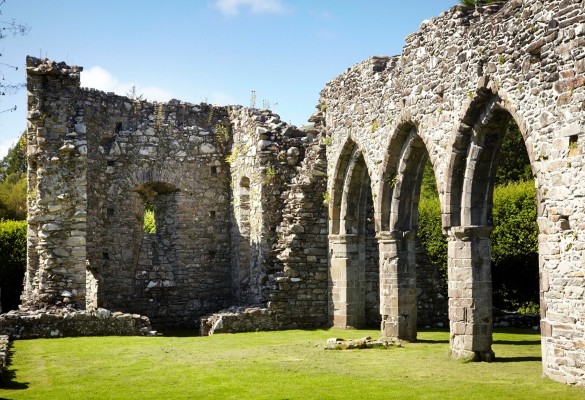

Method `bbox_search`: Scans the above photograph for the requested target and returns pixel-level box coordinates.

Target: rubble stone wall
[320,0,585,385]
[0,308,151,339]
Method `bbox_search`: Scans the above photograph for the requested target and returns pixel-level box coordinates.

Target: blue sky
[0,0,457,158]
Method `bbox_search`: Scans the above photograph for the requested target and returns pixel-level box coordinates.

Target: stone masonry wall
[0,308,151,339]
[24,57,322,331]
[201,139,329,334]
[227,107,306,307]
[321,0,585,385]
[82,91,233,328]
[25,58,87,309]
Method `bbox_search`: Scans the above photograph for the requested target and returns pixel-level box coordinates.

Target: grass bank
[1,329,582,399]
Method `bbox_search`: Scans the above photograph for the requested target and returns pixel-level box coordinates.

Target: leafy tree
[0,131,26,180]
[495,120,532,185]
[0,132,27,220]
[491,181,538,311]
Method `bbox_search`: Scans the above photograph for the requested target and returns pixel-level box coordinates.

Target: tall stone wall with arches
[320,0,585,386]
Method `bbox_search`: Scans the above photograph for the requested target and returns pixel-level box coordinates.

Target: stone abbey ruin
[1,0,585,387]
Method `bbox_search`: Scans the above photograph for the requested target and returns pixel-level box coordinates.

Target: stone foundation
[0,308,151,339]
[200,306,278,335]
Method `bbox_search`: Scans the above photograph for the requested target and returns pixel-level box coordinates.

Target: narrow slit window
[144,201,156,233]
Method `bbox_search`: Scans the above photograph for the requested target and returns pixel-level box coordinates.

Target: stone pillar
[378,231,417,341]
[24,57,88,309]
[329,234,366,328]
[448,225,494,361]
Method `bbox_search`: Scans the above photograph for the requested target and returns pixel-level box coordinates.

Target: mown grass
[1,329,583,400]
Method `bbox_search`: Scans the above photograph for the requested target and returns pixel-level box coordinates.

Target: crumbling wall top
[26,56,83,76]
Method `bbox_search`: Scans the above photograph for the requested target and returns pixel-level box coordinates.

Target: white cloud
[81,66,173,102]
[214,0,288,16]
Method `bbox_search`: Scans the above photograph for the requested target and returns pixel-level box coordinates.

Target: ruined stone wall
[24,57,319,330]
[202,140,329,334]
[321,0,585,385]
[416,239,449,328]
[0,308,151,339]
[227,108,306,306]
[82,91,233,328]
[25,58,241,328]
[25,59,88,309]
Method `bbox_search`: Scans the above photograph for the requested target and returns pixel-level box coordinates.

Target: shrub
[417,195,447,274]
[144,209,155,234]
[417,180,538,312]
[491,180,538,311]
[0,219,27,312]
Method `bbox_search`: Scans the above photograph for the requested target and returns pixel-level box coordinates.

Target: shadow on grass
[1,347,29,392]
[1,368,29,390]
[493,339,541,345]
[495,356,541,363]
[415,338,449,344]
[159,329,200,337]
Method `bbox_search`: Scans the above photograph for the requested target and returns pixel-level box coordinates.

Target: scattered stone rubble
[325,336,401,350]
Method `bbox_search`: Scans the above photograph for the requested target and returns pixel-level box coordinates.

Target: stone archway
[329,137,378,328]
[444,92,539,361]
[376,123,435,341]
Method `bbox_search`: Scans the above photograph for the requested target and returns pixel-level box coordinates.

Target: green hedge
[417,180,538,312]
[491,181,539,311]
[0,219,27,312]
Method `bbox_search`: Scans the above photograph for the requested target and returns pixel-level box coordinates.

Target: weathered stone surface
[0,335,8,385]
[0,308,151,339]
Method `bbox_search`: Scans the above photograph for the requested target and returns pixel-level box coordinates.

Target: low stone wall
[0,308,152,339]
[494,311,540,330]
[200,307,279,335]
[0,335,8,385]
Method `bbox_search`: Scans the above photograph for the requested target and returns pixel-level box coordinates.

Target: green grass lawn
[1,329,583,400]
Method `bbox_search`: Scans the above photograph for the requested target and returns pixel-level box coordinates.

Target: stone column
[24,57,88,309]
[378,231,417,341]
[329,234,366,328]
[448,225,494,361]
